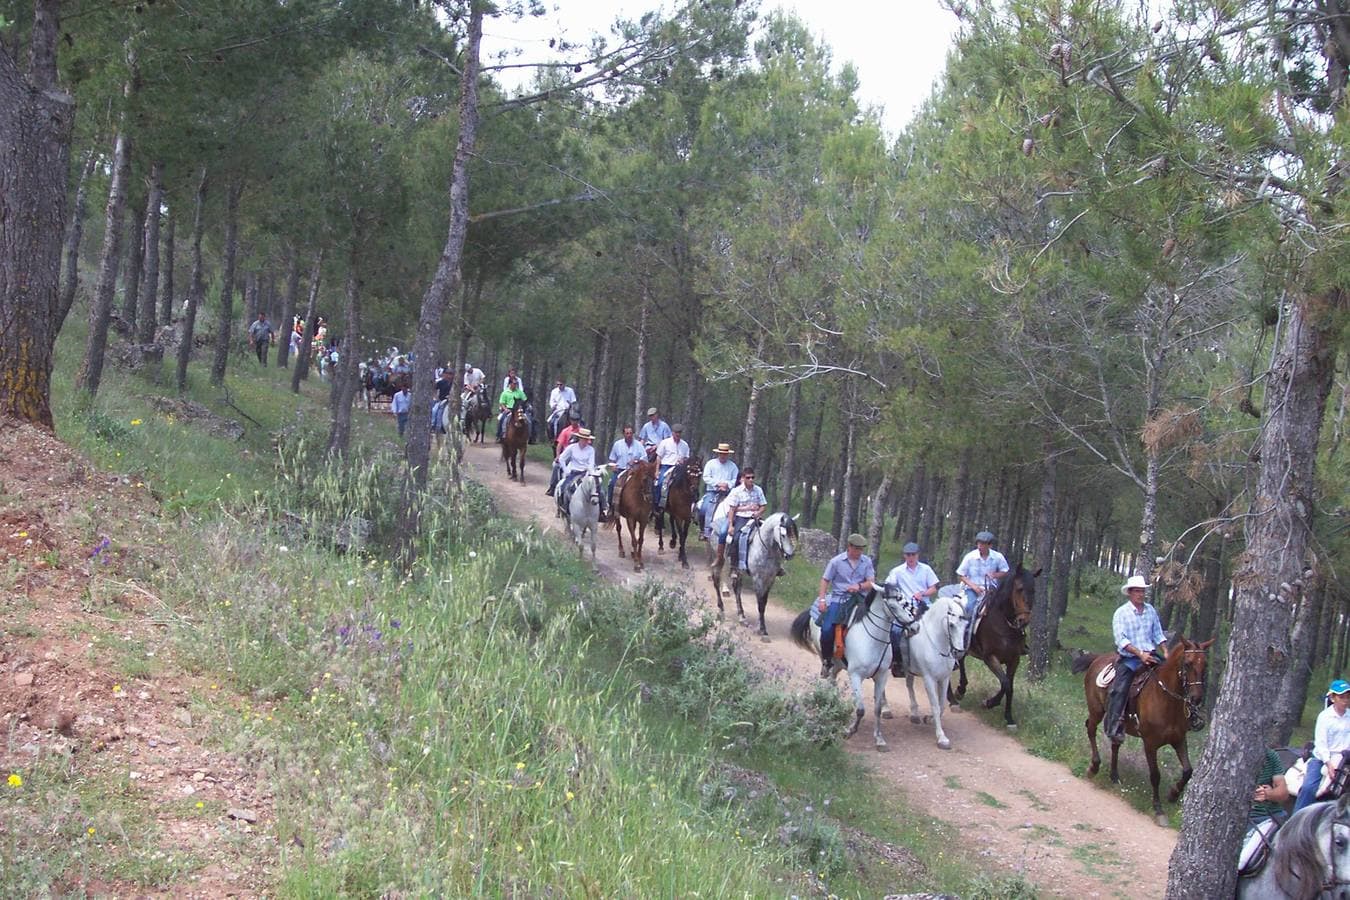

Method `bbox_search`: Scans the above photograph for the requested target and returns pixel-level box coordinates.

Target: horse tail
[1070,651,1097,675]
[789,608,815,653]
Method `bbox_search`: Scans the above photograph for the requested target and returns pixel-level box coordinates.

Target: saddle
[654,466,678,509]
[734,519,761,572]
[831,596,867,660]
[1237,818,1281,879]
[557,473,583,517]
[1096,662,1156,704]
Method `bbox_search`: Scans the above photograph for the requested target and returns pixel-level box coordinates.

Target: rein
[1150,648,1208,729]
[853,600,903,681]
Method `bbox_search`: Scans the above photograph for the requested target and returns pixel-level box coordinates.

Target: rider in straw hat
[555,428,605,516]
[1106,574,1168,743]
[699,442,738,541]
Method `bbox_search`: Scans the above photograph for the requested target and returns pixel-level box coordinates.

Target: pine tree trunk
[681,353,703,439]
[135,161,163,344]
[1167,288,1343,898]
[741,333,767,468]
[777,380,801,514]
[159,211,175,325]
[0,0,73,427]
[803,400,825,527]
[920,475,943,556]
[1028,442,1057,680]
[1138,447,1161,583]
[398,0,483,531]
[945,449,972,579]
[1050,499,1078,629]
[585,327,603,426]
[76,129,131,397]
[208,181,242,387]
[326,238,362,457]
[176,167,207,394]
[1272,586,1325,746]
[595,327,613,440]
[866,474,894,562]
[120,193,146,334]
[276,245,298,368]
[834,418,853,549]
[633,280,651,426]
[291,251,323,393]
[57,143,97,331]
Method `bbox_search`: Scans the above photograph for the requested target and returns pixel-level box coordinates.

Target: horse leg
[925,674,951,750]
[873,670,889,750]
[756,589,769,639]
[1144,740,1166,823]
[732,576,747,624]
[906,674,923,724]
[615,517,626,560]
[654,511,666,552]
[1168,738,1193,805]
[953,657,968,704]
[1000,656,1020,728]
[979,655,1011,711]
[710,552,725,617]
[844,669,865,739]
[1085,690,1103,777]
[635,524,645,572]
[1109,735,1123,785]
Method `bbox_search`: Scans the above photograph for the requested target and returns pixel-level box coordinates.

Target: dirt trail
[461,443,1175,899]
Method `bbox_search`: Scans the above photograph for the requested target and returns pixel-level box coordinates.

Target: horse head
[774,513,798,561]
[1175,637,1215,731]
[1001,562,1039,632]
[878,583,919,629]
[937,595,970,659]
[1270,791,1350,898]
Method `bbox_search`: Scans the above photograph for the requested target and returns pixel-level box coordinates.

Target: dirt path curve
[461,443,1174,898]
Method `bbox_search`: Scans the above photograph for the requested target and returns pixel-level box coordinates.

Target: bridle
[1152,647,1209,731]
[855,592,918,680]
[935,601,971,661]
[751,515,795,563]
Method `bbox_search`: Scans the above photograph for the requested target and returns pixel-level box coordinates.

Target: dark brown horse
[953,563,1039,727]
[462,388,491,444]
[654,456,700,568]
[613,459,656,571]
[1072,637,1215,824]
[501,399,529,483]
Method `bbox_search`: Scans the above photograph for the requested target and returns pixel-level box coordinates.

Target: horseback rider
[548,378,578,437]
[1293,680,1350,812]
[699,443,738,541]
[653,424,690,514]
[721,467,765,586]
[462,361,485,393]
[957,530,1010,620]
[607,424,647,509]
[1105,574,1168,744]
[814,534,876,678]
[885,542,939,677]
[555,428,601,516]
[544,412,584,497]
[497,376,527,441]
[638,407,672,456]
[435,366,455,403]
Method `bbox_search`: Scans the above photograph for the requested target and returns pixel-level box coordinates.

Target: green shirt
[1252,749,1283,819]
[499,387,526,409]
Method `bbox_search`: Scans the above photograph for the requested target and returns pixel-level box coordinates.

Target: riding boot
[1106,679,1129,744]
[819,632,834,678]
[890,625,906,678]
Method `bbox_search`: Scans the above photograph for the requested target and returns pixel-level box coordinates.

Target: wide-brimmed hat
[646,407,658,416]
[846,533,866,549]
[715,443,734,453]
[1330,680,1350,696]
[903,542,920,554]
[1121,575,1149,594]
[975,530,995,543]
[576,428,593,440]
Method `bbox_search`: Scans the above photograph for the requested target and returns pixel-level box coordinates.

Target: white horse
[1237,793,1350,899]
[790,587,919,750]
[563,467,605,561]
[710,512,797,639]
[900,594,970,750]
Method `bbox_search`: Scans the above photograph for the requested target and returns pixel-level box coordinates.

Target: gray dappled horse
[1238,793,1350,899]
[563,467,605,562]
[899,595,970,751]
[709,512,796,638]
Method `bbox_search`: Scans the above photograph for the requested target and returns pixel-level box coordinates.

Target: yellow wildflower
[7,774,22,788]
[130,419,142,426]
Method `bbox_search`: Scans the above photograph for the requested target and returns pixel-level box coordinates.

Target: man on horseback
[653,424,690,515]
[814,534,876,678]
[547,378,577,438]
[957,530,1009,621]
[1105,574,1168,744]
[638,406,671,454]
[722,467,765,586]
[554,428,603,518]
[497,376,527,442]
[699,443,738,542]
[607,424,647,510]
[462,362,484,393]
[885,542,939,677]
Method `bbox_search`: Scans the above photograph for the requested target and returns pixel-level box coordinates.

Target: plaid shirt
[1113,600,1165,654]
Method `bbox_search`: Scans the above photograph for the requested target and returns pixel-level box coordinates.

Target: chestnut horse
[613,460,656,571]
[1072,637,1214,825]
[501,399,529,483]
[952,562,1039,727]
[654,456,700,568]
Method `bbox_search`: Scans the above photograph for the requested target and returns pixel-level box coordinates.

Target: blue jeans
[963,587,980,618]
[1295,758,1325,812]
[396,412,409,436]
[700,490,726,536]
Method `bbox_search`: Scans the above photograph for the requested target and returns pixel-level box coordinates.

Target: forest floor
[461,440,1179,900]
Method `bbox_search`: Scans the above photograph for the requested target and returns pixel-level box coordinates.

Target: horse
[1072,636,1215,825]
[562,466,605,561]
[461,389,491,444]
[501,399,530,483]
[900,595,971,750]
[789,587,920,751]
[548,401,584,445]
[952,562,1040,728]
[709,512,797,638]
[654,456,700,568]
[613,460,656,571]
[1237,794,1350,899]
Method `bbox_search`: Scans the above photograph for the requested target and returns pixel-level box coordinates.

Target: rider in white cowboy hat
[699,442,738,541]
[956,530,1010,621]
[1105,574,1168,743]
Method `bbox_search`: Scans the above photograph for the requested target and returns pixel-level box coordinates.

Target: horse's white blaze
[904,596,969,750]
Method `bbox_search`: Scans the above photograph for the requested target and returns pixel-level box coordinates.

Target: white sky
[481,0,961,136]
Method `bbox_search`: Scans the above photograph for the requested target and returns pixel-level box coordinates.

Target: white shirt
[885,561,939,601]
[463,367,484,389]
[548,385,577,416]
[1314,704,1350,764]
[702,457,739,493]
[726,483,766,518]
[655,436,689,467]
[608,437,647,470]
[557,442,596,475]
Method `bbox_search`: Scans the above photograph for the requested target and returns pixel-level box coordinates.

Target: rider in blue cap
[1294,679,1350,811]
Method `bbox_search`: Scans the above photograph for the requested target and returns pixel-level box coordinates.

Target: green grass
[1,320,1037,897]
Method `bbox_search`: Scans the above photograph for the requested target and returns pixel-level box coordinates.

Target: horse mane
[1271,801,1340,900]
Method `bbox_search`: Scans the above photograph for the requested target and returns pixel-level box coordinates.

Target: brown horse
[654,456,700,568]
[613,459,656,571]
[953,563,1039,727]
[1072,637,1215,824]
[501,399,529,483]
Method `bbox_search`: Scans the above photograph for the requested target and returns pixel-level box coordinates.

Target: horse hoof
[1155,814,1169,828]
[909,716,922,725]
[875,743,889,752]
[882,709,893,719]
[1006,723,1018,731]
[1110,774,1120,785]
[759,634,770,643]
[923,715,932,724]
[937,739,951,750]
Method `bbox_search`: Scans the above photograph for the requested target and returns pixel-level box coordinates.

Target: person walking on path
[392,386,412,437]
[248,313,275,365]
